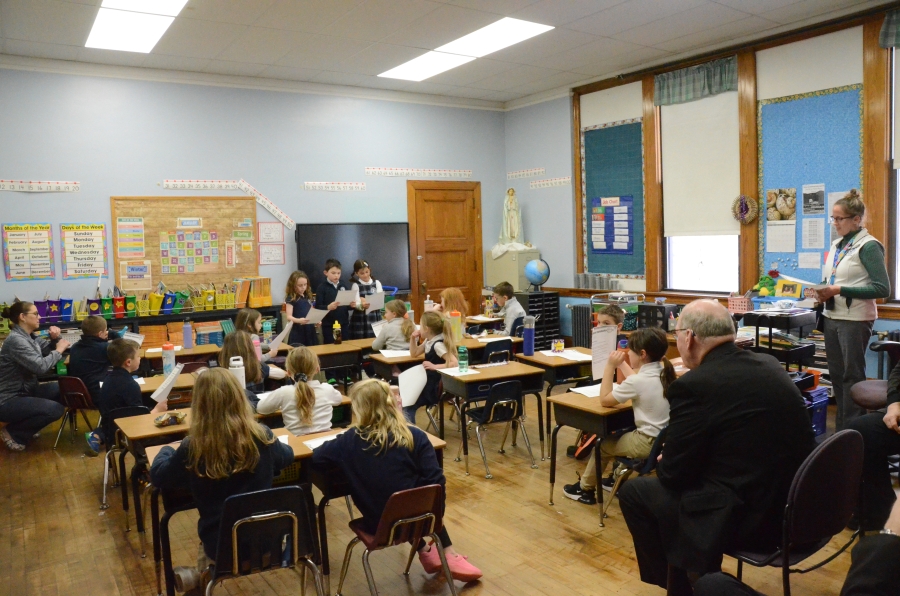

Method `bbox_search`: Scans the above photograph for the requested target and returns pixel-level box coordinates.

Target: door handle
[421,281,427,293]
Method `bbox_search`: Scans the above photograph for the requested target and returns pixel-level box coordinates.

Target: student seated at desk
[491,281,525,336]
[255,346,342,436]
[372,300,415,352]
[564,327,672,506]
[234,308,272,362]
[217,331,286,400]
[405,312,457,424]
[68,315,120,401]
[433,287,468,320]
[86,338,166,454]
[150,368,294,593]
[311,379,482,582]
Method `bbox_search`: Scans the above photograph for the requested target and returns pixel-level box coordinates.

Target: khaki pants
[580,429,656,491]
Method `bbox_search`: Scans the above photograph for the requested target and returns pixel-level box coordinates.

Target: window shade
[661,91,740,237]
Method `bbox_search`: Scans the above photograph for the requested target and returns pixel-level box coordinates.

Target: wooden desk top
[140,344,220,359]
[548,391,633,416]
[140,373,196,395]
[465,316,503,325]
[344,338,375,350]
[144,425,445,466]
[438,361,544,384]
[515,347,592,368]
[369,352,423,365]
[308,343,361,356]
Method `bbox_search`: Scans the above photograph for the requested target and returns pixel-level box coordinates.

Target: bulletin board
[110,196,258,291]
[758,85,862,284]
[581,119,645,277]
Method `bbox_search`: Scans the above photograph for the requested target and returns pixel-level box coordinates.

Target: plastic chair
[206,485,325,596]
[601,427,668,519]
[511,316,525,338]
[55,376,99,449]
[335,484,458,596]
[101,405,150,511]
[481,339,512,364]
[456,380,537,478]
[726,429,864,596]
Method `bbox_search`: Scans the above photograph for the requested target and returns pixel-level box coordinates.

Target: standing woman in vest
[815,190,890,430]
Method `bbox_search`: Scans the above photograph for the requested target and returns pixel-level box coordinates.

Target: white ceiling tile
[404,81,494,98]
[425,57,516,85]
[153,18,248,59]
[257,64,322,81]
[758,0,870,25]
[204,59,268,76]
[530,37,650,71]
[467,63,562,90]
[214,26,301,63]
[503,69,586,95]
[309,70,369,85]
[568,45,670,76]
[320,0,443,42]
[2,38,81,61]
[444,0,539,14]
[58,0,100,5]
[1,0,97,45]
[485,27,599,65]
[511,0,628,26]
[180,0,277,25]
[479,90,521,101]
[567,0,709,37]
[710,0,804,15]
[141,53,212,71]
[76,47,147,67]
[379,4,499,50]
[611,2,748,46]
[253,0,363,33]
[329,43,426,76]
[275,35,372,70]
[653,14,781,53]
[352,74,414,91]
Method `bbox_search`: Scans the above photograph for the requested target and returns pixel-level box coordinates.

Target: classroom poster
[590,196,634,255]
[60,223,107,279]
[116,217,145,259]
[119,260,152,292]
[258,222,283,243]
[159,229,219,275]
[258,244,285,265]
[2,223,54,281]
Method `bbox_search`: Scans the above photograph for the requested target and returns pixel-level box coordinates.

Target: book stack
[248,277,272,308]
[141,325,169,349]
[806,329,828,372]
[195,321,224,347]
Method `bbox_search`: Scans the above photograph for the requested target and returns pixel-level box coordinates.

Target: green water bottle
[56,360,67,375]
[458,346,469,372]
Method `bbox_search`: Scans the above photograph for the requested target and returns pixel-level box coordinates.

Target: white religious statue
[499,188,524,245]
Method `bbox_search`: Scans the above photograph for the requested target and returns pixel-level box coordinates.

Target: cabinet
[485,248,541,292]
[514,291,560,351]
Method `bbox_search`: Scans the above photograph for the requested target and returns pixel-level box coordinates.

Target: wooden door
[407,181,483,316]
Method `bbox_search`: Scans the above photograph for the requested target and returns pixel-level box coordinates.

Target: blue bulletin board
[758,85,862,284]
[582,119,645,277]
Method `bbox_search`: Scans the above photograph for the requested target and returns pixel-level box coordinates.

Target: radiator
[571,304,593,348]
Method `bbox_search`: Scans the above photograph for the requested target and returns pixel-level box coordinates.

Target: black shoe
[563,482,597,505]
[601,474,616,492]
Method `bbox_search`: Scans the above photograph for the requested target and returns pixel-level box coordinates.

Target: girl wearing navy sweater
[150,368,293,592]
[311,379,482,582]
[404,311,457,424]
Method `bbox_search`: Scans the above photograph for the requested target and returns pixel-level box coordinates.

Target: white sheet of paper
[371,320,387,338]
[798,252,822,269]
[468,315,501,322]
[304,433,342,450]
[278,435,289,444]
[802,218,825,249]
[399,364,428,407]
[122,331,144,347]
[379,350,411,358]
[145,346,183,353]
[136,378,145,385]
[570,383,618,398]
[440,367,481,377]
[304,308,329,325]
[365,291,385,314]
[335,289,357,306]
[477,336,512,343]
[149,363,184,403]
[268,321,293,353]
[766,220,796,253]
[592,325,618,381]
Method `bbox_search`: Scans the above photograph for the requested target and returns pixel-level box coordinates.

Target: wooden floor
[0,386,867,596]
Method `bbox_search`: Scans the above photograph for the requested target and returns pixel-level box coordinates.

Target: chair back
[480,380,523,424]
[482,339,513,364]
[785,429,863,545]
[211,485,320,580]
[371,484,444,549]
[58,376,97,409]
[869,340,900,371]
[512,316,525,338]
[181,361,208,374]
[637,426,668,475]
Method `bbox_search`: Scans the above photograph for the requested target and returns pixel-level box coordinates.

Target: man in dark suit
[619,299,816,594]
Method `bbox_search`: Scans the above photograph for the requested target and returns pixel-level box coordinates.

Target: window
[666,235,739,293]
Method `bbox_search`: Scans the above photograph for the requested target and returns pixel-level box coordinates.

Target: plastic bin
[803,387,829,437]
[637,303,679,329]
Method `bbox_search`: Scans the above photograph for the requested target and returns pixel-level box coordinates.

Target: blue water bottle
[182,320,194,349]
[523,315,535,356]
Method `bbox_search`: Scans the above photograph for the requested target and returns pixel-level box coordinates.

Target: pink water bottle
[253,338,263,361]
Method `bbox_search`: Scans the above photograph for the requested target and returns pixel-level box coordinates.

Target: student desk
[367,337,525,381]
[138,373,196,394]
[144,427,446,596]
[139,344,221,364]
[438,361,546,465]
[515,348,594,442]
[547,392,635,527]
[309,343,361,390]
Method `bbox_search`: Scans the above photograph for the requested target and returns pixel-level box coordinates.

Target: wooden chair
[55,376,98,449]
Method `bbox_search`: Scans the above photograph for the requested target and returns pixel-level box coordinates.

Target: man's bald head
[680,300,736,341]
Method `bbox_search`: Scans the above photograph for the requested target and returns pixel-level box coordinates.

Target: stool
[850,380,888,411]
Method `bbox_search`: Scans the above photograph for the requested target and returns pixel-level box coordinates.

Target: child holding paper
[404,312,457,424]
[86,338,166,454]
[348,259,384,340]
[256,346,343,436]
[284,271,318,346]
[315,258,355,344]
[234,308,273,362]
[218,331,286,398]
[372,300,415,352]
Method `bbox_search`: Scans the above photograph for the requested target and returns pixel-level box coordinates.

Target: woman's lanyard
[829,232,861,285]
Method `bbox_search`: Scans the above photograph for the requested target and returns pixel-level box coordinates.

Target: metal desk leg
[131,464,147,547]
[549,424,562,505]
[439,393,445,440]
[160,510,176,596]
[533,392,545,460]
[151,489,162,596]
[545,384,554,445]
[595,436,605,528]
[317,496,331,592]
[456,399,470,474]
[120,449,130,529]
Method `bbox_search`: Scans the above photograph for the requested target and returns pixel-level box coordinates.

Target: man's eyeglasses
[673,328,692,337]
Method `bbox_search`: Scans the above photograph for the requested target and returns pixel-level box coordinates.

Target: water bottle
[523,315,535,356]
[182,320,193,349]
[253,337,263,361]
[458,346,469,372]
[618,339,629,352]
[332,321,342,344]
[162,342,175,376]
[228,355,245,388]
[448,310,462,343]
[262,319,273,343]
[424,294,434,312]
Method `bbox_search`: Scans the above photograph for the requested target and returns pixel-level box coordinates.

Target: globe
[524,259,550,288]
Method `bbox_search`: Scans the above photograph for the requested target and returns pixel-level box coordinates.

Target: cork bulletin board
[110,196,258,292]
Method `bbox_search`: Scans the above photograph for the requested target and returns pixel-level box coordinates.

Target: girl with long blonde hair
[405,311,457,424]
[256,346,343,436]
[371,299,415,351]
[234,308,273,362]
[150,368,294,589]
[311,379,482,583]
[218,330,286,394]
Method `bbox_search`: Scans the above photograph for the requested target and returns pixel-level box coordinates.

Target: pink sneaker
[446,553,482,582]
[418,545,442,574]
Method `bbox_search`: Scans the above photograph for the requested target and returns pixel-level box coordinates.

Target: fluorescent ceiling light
[86,9,174,53]
[101,0,188,17]
[435,17,553,58]
[379,52,475,82]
